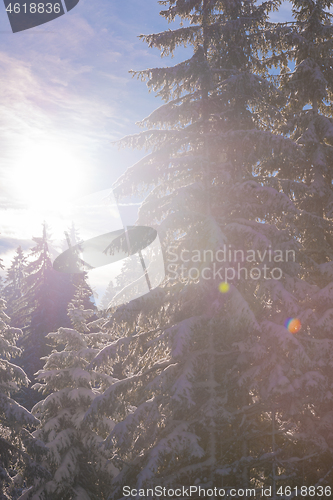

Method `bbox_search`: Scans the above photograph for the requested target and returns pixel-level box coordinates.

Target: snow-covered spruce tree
[3,246,28,329]
[0,294,48,500]
[16,224,74,409]
[83,0,324,494]
[100,281,117,312]
[257,0,333,488]
[25,281,117,500]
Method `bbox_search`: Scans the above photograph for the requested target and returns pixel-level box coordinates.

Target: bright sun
[9,140,86,210]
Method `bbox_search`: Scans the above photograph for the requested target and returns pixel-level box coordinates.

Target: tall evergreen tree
[3,246,28,329]
[17,224,74,409]
[0,295,47,500]
[85,0,321,495]
[26,282,117,500]
[262,0,333,488]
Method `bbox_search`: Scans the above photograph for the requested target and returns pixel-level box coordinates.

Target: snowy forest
[2,0,333,498]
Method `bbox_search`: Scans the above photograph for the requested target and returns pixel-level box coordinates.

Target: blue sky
[0,0,293,271]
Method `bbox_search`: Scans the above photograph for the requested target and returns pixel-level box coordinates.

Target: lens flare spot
[219,282,230,293]
[284,317,301,334]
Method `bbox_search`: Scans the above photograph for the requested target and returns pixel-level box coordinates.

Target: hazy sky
[0,0,293,270]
